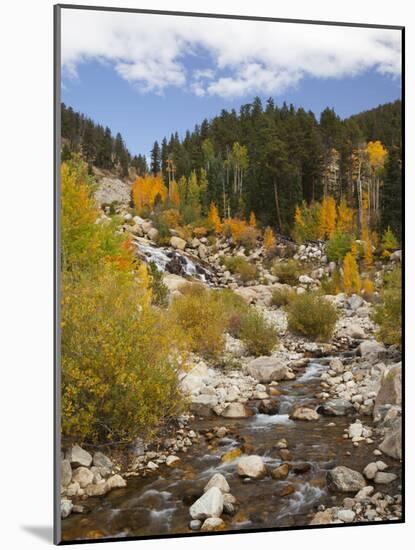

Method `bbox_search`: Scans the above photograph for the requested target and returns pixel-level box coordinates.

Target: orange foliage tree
[208,202,222,233]
[319,196,337,239]
[263,226,276,252]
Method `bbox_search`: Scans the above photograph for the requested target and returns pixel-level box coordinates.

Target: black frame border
[53,4,405,545]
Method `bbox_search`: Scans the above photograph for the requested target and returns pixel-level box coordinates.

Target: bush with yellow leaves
[286,292,338,341]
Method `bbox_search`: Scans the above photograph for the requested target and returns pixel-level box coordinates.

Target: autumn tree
[319,196,337,239]
[249,211,256,227]
[208,202,222,233]
[263,226,276,252]
[132,174,167,211]
[343,245,361,294]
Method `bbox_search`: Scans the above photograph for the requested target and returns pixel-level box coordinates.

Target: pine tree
[150,141,161,176]
[382,145,402,239]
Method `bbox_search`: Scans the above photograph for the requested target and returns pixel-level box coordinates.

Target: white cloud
[61,9,401,99]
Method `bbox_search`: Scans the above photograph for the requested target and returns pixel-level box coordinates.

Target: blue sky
[61,9,402,158]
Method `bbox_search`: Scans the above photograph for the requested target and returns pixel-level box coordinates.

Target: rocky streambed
[61,356,402,542]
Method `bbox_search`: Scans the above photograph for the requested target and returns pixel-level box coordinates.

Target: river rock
[374,472,398,484]
[61,459,72,487]
[363,462,378,480]
[329,358,344,374]
[106,474,127,490]
[237,455,267,479]
[337,509,356,522]
[65,481,80,497]
[373,364,401,420]
[67,445,92,468]
[355,486,374,501]
[348,422,363,439]
[246,356,288,383]
[258,399,279,415]
[309,509,333,525]
[189,487,224,520]
[221,448,242,463]
[93,452,113,470]
[347,295,364,311]
[379,417,401,459]
[61,498,73,519]
[85,481,108,497]
[271,463,289,480]
[290,406,319,421]
[72,466,94,488]
[220,402,251,418]
[327,466,366,492]
[204,473,230,494]
[318,398,354,416]
[343,324,366,339]
[166,455,180,467]
[189,519,202,530]
[201,517,226,532]
[170,236,187,250]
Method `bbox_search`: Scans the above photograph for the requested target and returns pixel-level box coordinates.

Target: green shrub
[320,269,343,295]
[237,309,278,356]
[286,292,338,341]
[148,261,169,307]
[223,256,258,282]
[326,230,353,263]
[373,267,402,347]
[271,287,296,307]
[272,259,303,285]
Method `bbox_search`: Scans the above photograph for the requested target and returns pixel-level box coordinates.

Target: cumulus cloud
[61,9,401,98]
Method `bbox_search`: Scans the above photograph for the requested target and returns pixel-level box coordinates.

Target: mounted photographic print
[54,4,404,544]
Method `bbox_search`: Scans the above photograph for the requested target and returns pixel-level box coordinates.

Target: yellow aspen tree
[361,226,374,268]
[169,180,180,207]
[249,211,256,227]
[132,174,167,211]
[337,199,354,233]
[208,202,222,233]
[343,251,361,294]
[319,196,337,238]
[263,226,276,251]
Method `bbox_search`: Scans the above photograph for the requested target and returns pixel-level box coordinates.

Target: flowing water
[62,358,401,541]
[133,237,213,282]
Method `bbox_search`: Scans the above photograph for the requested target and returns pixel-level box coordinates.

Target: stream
[62,357,401,541]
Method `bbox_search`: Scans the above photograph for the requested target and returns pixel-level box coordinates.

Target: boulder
[204,473,230,494]
[147,227,159,241]
[189,487,224,520]
[93,452,113,470]
[61,499,73,519]
[343,324,366,339]
[236,455,267,479]
[106,474,127,490]
[190,394,218,417]
[318,398,353,417]
[61,459,72,487]
[357,340,385,358]
[327,466,366,493]
[65,481,80,497]
[379,417,401,460]
[85,481,108,497]
[72,467,94,488]
[290,407,319,421]
[201,517,226,532]
[390,250,401,262]
[373,364,401,420]
[170,236,187,250]
[258,399,279,415]
[66,445,92,468]
[329,358,344,374]
[354,486,374,501]
[246,356,288,383]
[220,402,252,418]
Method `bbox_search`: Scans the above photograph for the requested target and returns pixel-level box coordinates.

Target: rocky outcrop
[373,363,401,420]
[379,417,402,460]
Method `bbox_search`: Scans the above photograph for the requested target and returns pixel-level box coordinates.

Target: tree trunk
[273,179,283,231]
